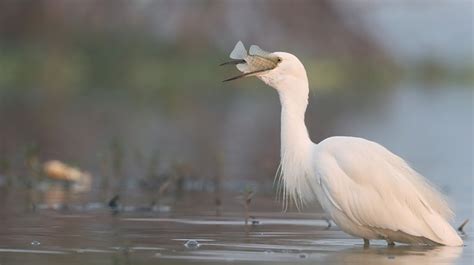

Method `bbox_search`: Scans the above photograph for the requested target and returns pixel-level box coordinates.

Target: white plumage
[311,137,461,246]
[223,42,463,246]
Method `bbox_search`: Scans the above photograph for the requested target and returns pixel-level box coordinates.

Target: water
[0,190,472,265]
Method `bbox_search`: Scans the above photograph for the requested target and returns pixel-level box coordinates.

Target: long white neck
[275,77,316,209]
[278,78,312,154]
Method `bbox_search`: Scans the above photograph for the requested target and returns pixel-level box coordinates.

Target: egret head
[222,41,308,92]
[256,52,308,89]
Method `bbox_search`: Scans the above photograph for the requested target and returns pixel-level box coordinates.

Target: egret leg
[363,239,370,247]
[324,217,332,229]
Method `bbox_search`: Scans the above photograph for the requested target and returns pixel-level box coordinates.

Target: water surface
[0,191,472,265]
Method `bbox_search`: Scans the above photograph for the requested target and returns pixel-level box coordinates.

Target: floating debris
[43,160,92,192]
[250,216,260,225]
[30,240,41,246]
[298,253,309,259]
[184,240,200,249]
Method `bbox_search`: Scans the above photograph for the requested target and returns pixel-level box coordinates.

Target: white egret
[222,41,463,247]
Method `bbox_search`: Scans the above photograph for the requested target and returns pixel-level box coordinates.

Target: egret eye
[277,58,282,62]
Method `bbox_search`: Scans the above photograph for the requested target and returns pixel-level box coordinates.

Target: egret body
[223,41,463,246]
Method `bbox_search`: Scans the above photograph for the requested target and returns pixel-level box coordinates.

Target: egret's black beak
[221,69,270,82]
[221,59,269,82]
[219,59,246,66]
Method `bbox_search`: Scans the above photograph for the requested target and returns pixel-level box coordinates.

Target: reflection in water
[322,245,463,265]
[44,184,68,208]
[156,238,463,264]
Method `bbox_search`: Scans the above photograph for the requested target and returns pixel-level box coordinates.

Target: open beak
[221,55,279,82]
[219,59,246,66]
[221,69,271,82]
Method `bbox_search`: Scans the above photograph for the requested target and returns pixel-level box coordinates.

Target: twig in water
[458,219,469,235]
[157,177,173,197]
[324,217,332,229]
[108,195,120,215]
[214,153,223,216]
[242,187,255,226]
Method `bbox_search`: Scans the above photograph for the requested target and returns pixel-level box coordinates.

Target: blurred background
[0,0,472,217]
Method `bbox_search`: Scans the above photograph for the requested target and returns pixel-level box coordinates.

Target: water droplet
[264,250,273,254]
[184,240,200,249]
[155,253,162,257]
[30,240,41,246]
[298,253,309,259]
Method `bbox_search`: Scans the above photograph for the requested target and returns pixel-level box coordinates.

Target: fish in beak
[221,41,280,82]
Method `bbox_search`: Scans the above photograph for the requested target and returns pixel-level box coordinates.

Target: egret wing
[315,137,460,245]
